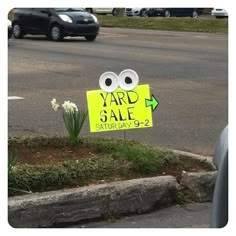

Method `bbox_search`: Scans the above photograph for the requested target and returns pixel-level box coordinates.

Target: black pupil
[125,77,132,84]
[105,78,112,86]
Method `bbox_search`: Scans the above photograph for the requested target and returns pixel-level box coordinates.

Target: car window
[54,8,85,12]
[33,8,48,13]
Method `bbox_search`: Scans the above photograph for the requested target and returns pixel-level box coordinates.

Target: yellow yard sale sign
[86,84,158,132]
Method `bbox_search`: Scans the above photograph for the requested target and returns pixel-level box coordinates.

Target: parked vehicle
[125,8,149,17]
[210,125,228,228]
[85,8,122,16]
[146,8,202,18]
[211,8,228,19]
[8,19,13,39]
[12,8,100,41]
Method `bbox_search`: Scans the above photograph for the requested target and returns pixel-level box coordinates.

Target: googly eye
[99,71,119,92]
[118,69,139,91]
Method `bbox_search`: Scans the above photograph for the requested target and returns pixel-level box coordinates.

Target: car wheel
[140,9,147,17]
[85,35,97,41]
[13,23,24,39]
[112,8,119,16]
[49,25,63,41]
[164,10,171,17]
[192,10,199,18]
[86,8,93,14]
[8,30,12,39]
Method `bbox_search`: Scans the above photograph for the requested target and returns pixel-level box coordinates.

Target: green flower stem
[62,109,87,144]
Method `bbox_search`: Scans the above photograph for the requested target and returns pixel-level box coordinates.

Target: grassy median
[8,10,228,33]
[8,136,214,196]
[98,16,228,33]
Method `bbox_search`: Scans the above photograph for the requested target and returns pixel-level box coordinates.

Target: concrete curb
[9,176,178,228]
[180,171,217,202]
[171,149,215,168]
[8,150,217,228]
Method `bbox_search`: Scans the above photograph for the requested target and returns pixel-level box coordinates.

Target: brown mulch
[14,145,101,166]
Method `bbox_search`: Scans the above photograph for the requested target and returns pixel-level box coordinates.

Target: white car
[211,8,228,18]
[85,8,123,16]
[125,8,149,17]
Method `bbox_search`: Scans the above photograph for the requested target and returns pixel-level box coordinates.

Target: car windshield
[54,8,85,12]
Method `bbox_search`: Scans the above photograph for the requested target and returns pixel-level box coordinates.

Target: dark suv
[146,8,202,18]
[12,8,100,41]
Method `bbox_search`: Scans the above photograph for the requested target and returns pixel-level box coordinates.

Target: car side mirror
[40,10,51,16]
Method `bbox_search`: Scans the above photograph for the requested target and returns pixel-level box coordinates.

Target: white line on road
[8,96,25,100]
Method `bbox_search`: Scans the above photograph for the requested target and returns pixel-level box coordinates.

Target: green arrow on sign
[145,95,159,111]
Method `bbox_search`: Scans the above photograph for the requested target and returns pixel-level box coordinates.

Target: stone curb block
[171,149,215,168]
[8,176,178,228]
[180,171,217,202]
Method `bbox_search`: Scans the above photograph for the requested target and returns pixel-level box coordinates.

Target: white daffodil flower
[62,101,71,113]
[51,98,60,111]
[51,98,87,143]
[62,101,78,113]
[70,102,78,112]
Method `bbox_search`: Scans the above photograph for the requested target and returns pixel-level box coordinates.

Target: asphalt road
[8,27,228,155]
[65,202,212,228]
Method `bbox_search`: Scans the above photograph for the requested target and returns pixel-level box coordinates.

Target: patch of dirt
[160,161,210,182]
[15,145,102,165]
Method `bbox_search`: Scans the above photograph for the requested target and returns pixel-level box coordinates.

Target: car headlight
[8,19,12,27]
[91,14,98,23]
[59,14,73,23]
